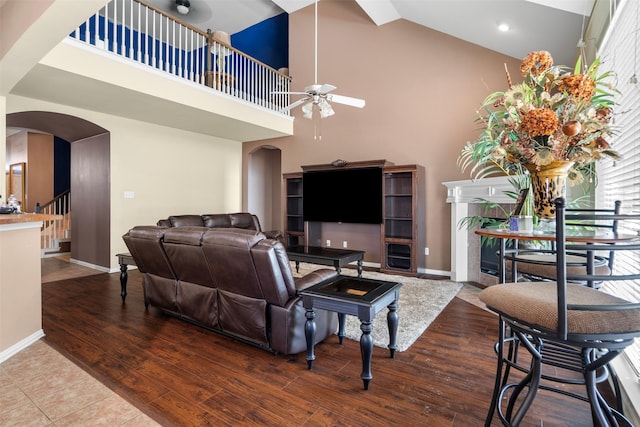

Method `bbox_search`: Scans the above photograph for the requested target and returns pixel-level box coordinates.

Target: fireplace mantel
[443,176,513,281]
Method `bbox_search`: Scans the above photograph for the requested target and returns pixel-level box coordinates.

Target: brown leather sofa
[122,225,338,354]
[156,212,284,243]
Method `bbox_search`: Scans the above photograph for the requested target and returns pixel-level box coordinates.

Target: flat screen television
[302,167,383,224]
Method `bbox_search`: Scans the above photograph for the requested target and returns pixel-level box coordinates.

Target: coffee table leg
[357,260,363,277]
[387,300,399,358]
[119,263,128,303]
[360,321,373,390]
[295,261,300,273]
[337,313,346,344]
[305,308,316,370]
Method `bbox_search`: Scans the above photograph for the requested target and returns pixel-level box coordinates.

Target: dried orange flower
[558,74,595,101]
[520,51,553,77]
[520,108,558,137]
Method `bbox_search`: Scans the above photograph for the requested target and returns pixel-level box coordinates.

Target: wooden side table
[300,276,402,390]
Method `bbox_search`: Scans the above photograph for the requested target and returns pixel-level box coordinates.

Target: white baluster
[120,0,125,56]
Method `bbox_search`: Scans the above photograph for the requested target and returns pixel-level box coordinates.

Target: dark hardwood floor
[42,270,606,426]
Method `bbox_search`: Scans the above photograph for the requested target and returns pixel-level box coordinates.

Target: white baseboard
[0,330,45,364]
[419,268,452,278]
[69,258,110,273]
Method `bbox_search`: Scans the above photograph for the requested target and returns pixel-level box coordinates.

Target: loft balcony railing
[68,0,292,114]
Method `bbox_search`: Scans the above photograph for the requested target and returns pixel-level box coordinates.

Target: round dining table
[475,226,640,284]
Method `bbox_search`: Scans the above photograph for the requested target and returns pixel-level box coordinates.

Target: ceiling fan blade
[318,84,336,94]
[271,91,308,95]
[280,97,310,113]
[326,94,366,108]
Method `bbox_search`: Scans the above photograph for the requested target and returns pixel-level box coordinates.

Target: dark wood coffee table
[300,275,402,390]
[287,245,365,277]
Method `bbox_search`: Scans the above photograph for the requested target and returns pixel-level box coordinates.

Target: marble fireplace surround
[443,176,515,285]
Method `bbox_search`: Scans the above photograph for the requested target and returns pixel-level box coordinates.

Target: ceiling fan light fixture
[319,100,335,118]
[302,102,313,119]
[176,0,190,15]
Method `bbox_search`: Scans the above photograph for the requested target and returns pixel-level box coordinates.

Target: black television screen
[302,167,383,224]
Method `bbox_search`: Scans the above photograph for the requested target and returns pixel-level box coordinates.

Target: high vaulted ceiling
[145,0,595,66]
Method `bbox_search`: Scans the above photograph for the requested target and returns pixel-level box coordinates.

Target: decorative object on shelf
[331,159,348,167]
[526,160,574,218]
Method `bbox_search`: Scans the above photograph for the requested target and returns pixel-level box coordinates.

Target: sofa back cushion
[168,215,205,227]
[229,213,261,231]
[201,229,265,298]
[202,214,232,228]
[163,226,215,287]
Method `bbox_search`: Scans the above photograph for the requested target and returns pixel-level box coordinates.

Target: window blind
[597,0,640,377]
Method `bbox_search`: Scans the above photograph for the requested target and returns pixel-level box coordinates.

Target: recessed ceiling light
[498,23,510,32]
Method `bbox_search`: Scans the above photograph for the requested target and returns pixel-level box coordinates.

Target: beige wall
[8,95,243,270]
[0,224,42,354]
[243,0,522,273]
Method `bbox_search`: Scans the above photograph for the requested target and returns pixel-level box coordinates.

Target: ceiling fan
[273,0,365,122]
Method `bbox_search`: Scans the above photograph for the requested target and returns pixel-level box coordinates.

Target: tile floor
[1,256,160,426]
[0,340,160,426]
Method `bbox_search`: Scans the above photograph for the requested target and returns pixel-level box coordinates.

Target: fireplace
[443,176,514,283]
[479,219,514,276]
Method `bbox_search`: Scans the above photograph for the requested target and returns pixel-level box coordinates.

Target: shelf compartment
[287,178,303,196]
[287,216,304,232]
[385,196,412,218]
[286,233,304,247]
[385,243,412,271]
[385,219,413,239]
[385,172,413,194]
[287,197,303,215]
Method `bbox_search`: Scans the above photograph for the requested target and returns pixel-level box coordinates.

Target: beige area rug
[291,262,462,352]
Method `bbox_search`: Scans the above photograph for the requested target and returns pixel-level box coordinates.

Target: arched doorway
[6,111,111,269]
[246,145,282,231]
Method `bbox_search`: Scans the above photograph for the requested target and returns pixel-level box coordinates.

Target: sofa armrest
[295,269,338,293]
[263,229,284,243]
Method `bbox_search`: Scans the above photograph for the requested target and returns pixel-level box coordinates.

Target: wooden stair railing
[39,191,71,255]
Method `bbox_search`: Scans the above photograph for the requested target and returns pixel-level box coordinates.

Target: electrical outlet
[124,191,135,199]
[343,241,348,248]
[326,239,331,247]
[424,247,429,255]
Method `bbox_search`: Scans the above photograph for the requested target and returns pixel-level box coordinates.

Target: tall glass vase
[525,161,574,230]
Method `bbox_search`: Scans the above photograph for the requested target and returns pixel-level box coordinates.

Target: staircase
[39,191,71,257]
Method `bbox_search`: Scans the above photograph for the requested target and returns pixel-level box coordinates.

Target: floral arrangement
[459,50,620,186]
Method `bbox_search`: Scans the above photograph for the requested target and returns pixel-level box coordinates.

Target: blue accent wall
[231,13,288,70]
